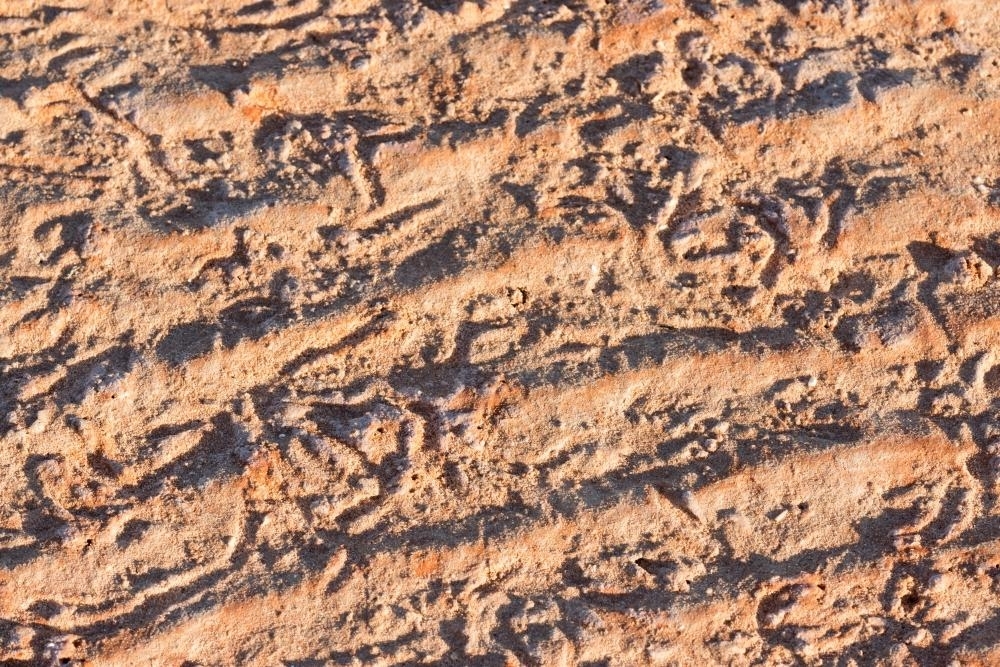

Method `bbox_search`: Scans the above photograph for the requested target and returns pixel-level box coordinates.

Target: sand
[2,0,1000,664]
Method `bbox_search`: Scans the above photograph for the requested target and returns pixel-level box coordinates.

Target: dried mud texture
[2,1,1000,665]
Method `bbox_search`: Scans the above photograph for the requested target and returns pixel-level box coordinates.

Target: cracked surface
[3,0,1000,665]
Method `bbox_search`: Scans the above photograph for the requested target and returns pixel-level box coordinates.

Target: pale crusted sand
[2,1,1000,665]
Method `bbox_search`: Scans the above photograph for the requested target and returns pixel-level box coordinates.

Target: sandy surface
[2,0,1000,664]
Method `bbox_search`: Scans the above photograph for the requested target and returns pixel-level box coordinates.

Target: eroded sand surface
[2,1,1000,664]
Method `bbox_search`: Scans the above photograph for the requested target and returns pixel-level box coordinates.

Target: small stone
[647,643,675,663]
[906,627,932,647]
[943,251,993,287]
[282,402,309,422]
[571,605,604,630]
[970,351,995,391]
[55,524,79,544]
[2,623,34,654]
[894,534,921,551]
[234,444,254,462]
[668,216,702,255]
[311,497,332,518]
[772,508,789,523]
[449,465,469,492]
[42,634,83,663]
[941,621,966,643]
[678,489,704,522]
[358,477,380,496]
[762,610,786,628]
[28,408,53,434]
[35,458,63,480]
[889,642,912,661]
[711,421,730,436]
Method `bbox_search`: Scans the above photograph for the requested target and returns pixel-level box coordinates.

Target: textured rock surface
[3,0,1000,664]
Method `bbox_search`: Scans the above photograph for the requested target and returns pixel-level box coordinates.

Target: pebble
[311,498,333,518]
[449,466,469,492]
[282,402,309,422]
[711,421,729,436]
[987,444,1000,485]
[28,408,53,434]
[647,643,675,663]
[906,627,932,647]
[2,623,34,652]
[762,610,787,628]
[55,523,80,544]
[943,251,993,287]
[508,287,527,307]
[571,605,604,630]
[894,534,921,550]
[679,489,705,522]
[35,457,63,479]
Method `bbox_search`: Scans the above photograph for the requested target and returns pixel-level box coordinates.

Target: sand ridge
[2,0,1000,664]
